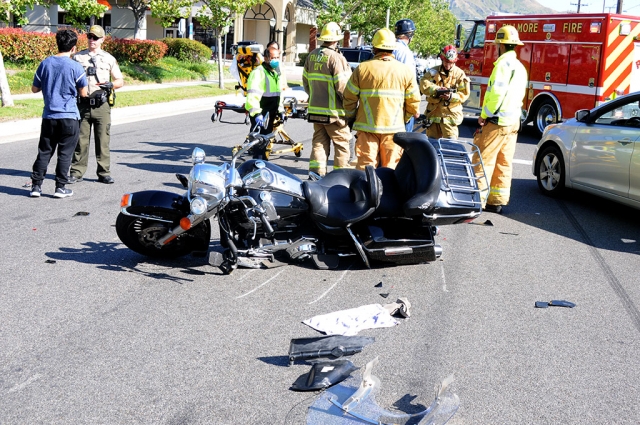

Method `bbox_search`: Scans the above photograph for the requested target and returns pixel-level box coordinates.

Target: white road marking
[237,268,258,281]
[8,374,43,393]
[440,262,448,292]
[236,269,286,299]
[308,266,352,304]
[514,159,533,165]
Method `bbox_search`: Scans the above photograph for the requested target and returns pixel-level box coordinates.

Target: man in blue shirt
[30,29,88,198]
[393,19,418,132]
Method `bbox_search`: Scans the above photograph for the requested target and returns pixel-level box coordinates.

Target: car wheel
[535,100,558,136]
[536,145,565,197]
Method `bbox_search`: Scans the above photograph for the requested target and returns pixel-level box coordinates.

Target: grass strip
[0,84,235,122]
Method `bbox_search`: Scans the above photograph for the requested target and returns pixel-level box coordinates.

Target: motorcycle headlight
[190,196,207,215]
[192,147,206,164]
[190,163,226,206]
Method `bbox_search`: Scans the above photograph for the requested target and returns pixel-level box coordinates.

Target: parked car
[339,46,374,71]
[532,92,640,209]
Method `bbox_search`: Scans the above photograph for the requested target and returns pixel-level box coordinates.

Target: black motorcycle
[116,129,486,274]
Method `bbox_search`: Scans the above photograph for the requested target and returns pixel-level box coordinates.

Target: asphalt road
[2,111,640,424]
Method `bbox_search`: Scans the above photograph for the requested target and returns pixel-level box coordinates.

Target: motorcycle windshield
[284,358,459,425]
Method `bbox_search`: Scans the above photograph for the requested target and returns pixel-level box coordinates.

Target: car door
[570,97,640,198]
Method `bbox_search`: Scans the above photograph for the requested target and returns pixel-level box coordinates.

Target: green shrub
[0,28,165,64]
[0,28,87,63]
[160,38,212,63]
[103,38,167,63]
[297,53,309,66]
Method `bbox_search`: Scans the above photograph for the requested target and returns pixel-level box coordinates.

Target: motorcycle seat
[391,132,442,217]
[302,166,381,228]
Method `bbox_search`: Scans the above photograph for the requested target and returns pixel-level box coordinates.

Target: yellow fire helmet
[318,22,343,42]
[494,25,524,46]
[372,28,396,50]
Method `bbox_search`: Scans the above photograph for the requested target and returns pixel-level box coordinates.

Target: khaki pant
[71,102,112,178]
[309,121,352,176]
[426,121,459,140]
[473,122,519,207]
[355,131,402,170]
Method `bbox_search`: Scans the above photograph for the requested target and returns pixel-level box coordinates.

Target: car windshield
[594,100,640,126]
[341,49,374,63]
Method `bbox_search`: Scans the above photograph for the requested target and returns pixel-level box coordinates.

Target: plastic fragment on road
[535,300,576,308]
[374,282,382,288]
[288,335,375,365]
[290,359,358,391]
[73,211,90,216]
[45,259,56,264]
[303,302,409,336]
[304,357,459,424]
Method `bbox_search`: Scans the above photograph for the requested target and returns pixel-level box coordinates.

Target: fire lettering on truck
[562,22,583,33]
[516,23,538,33]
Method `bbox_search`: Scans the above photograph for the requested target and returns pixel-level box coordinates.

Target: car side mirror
[575,109,590,122]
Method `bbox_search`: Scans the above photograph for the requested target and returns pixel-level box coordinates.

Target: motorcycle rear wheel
[116,213,211,259]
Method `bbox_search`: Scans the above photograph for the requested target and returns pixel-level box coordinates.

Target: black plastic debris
[45,259,56,264]
[471,220,493,226]
[288,335,375,366]
[374,282,382,288]
[290,359,358,391]
[379,293,389,298]
[535,300,576,308]
[73,211,90,217]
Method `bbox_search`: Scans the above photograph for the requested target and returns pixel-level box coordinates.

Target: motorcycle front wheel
[116,213,211,259]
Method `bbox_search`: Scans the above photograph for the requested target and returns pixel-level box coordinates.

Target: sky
[536,0,640,14]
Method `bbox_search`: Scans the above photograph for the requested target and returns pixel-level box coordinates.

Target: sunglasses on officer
[87,34,102,41]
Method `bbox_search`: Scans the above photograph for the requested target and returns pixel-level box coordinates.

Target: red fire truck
[456,13,640,135]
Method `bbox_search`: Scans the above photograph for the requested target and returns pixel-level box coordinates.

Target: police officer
[420,45,470,139]
[393,18,418,132]
[473,25,528,214]
[245,44,285,158]
[303,22,352,177]
[343,28,421,170]
[69,25,123,184]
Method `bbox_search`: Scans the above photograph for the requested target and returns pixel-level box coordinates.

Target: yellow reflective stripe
[308,106,346,115]
[489,186,510,195]
[309,160,326,167]
[346,80,360,96]
[306,73,334,82]
[353,122,405,133]
[358,88,405,98]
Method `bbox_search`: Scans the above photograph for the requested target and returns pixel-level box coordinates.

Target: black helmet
[394,19,416,36]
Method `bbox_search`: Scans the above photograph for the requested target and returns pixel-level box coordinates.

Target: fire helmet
[494,25,524,46]
[372,28,397,50]
[440,45,458,63]
[318,22,343,42]
[394,19,416,37]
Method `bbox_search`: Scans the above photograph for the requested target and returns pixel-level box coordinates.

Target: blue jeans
[405,116,415,132]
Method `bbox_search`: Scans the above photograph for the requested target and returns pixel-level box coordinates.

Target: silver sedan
[532,92,640,209]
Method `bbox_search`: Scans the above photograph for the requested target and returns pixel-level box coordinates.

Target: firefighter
[245,44,285,158]
[473,25,528,214]
[343,28,421,170]
[393,18,418,131]
[420,45,470,140]
[302,22,352,177]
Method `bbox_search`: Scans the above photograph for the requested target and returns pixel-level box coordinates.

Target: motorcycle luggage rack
[431,138,488,206]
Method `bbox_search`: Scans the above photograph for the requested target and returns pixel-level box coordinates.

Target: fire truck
[455,13,640,135]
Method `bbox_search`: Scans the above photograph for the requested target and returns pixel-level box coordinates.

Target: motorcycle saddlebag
[359,222,437,264]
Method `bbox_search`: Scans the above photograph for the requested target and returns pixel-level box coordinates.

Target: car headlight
[190,196,207,215]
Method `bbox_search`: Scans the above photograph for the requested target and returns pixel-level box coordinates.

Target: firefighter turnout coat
[481,50,527,126]
[420,65,470,126]
[343,53,421,134]
[303,45,351,122]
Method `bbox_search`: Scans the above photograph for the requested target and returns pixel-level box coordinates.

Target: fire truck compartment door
[571,102,640,198]
[530,44,570,85]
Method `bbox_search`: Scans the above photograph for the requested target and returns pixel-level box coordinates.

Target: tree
[196,0,264,89]
[114,0,148,39]
[150,0,191,29]
[314,0,457,56]
[0,0,46,107]
[57,0,109,27]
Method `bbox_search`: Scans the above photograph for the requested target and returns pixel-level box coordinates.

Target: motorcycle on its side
[116,123,486,274]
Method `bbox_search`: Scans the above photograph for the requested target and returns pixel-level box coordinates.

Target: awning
[97,0,112,10]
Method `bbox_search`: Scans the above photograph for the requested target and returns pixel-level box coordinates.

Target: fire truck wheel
[534,100,558,136]
[536,145,565,197]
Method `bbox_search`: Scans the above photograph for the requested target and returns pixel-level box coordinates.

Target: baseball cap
[88,25,105,38]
